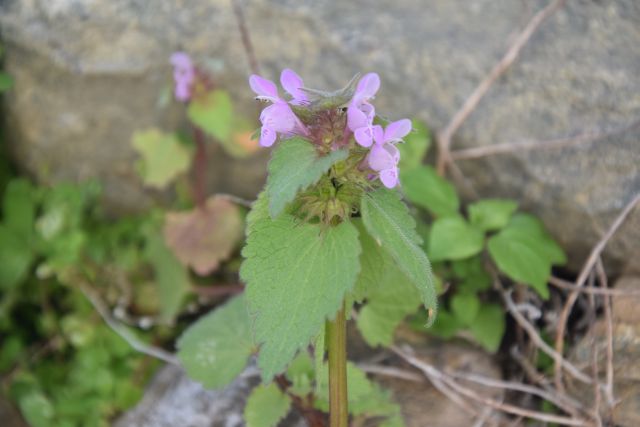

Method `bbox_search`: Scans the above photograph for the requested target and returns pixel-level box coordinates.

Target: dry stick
[497,283,593,385]
[216,193,254,208]
[436,0,567,174]
[80,285,179,365]
[450,118,640,161]
[231,0,260,76]
[595,259,616,408]
[553,193,640,391]
[391,345,589,426]
[587,273,604,427]
[549,276,640,297]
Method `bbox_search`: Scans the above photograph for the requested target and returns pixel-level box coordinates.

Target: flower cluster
[249,70,410,189]
[170,52,196,102]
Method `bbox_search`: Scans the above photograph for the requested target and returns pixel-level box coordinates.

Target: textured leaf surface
[361,189,437,325]
[428,215,484,261]
[240,217,360,381]
[244,383,291,427]
[145,233,190,320]
[163,196,244,275]
[266,137,348,218]
[132,129,193,189]
[177,295,253,389]
[354,221,421,346]
[468,199,518,231]
[188,90,234,142]
[400,165,459,217]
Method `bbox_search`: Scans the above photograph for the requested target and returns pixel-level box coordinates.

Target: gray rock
[1,0,638,270]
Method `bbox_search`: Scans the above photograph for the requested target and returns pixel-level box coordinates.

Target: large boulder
[1,0,638,270]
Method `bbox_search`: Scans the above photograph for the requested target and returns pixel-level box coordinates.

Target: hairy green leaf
[177,295,253,389]
[398,120,430,171]
[400,166,459,217]
[469,303,505,353]
[240,217,360,381]
[428,215,484,261]
[244,383,291,427]
[468,199,518,231]
[187,90,234,142]
[266,137,348,218]
[354,222,421,346]
[361,189,437,325]
[132,129,193,189]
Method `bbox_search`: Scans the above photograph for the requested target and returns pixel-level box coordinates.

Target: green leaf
[421,309,461,339]
[400,165,459,217]
[132,129,193,189]
[285,352,314,397]
[450,292,480,326]
[397,120,430,171]
[19,391,54,427]
[187,90,234,142]
[265,137,348,218]
[0,225,33,289]
[177,295,254,389]
[0,72,13,92]
[3,179,36,236]
[145,232,190,320]
[244,383,291,427]
[508,214,567,265]
[488,226,555,298]
[468,199,518,231]
[451,256,492,292]
[240,217,360,381]
[428,215,484,261]
[316,362,403,420]
[354,222,421,346]
[469,303,505,352]
[360,189,437,325]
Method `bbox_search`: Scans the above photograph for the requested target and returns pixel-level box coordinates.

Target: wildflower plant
[241,69,437,425]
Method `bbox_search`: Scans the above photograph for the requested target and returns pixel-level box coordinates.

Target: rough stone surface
[569,276,640,426]
[113,364,296,427]
[1,0,639,270]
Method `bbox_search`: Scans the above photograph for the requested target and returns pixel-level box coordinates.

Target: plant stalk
[326,306,348,427]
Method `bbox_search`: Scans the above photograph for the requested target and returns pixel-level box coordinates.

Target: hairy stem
[326,307,348,427]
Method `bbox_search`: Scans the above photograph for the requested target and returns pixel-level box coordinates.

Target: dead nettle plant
[176,68,437,427]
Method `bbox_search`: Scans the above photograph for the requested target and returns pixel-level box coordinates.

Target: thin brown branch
[191,284,244,298]
[216,193,254,208]
[553,193,640,390]
[80,285,179,365]
[391,345,589,426]
[595,259,616,408]
[232,0,260,75]
[450,119,640,161]
[436,0,567,174]
[497,282,593,385]
[549,276,640,297]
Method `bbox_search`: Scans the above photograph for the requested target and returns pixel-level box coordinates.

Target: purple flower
[249,70,309,147]
[367,119,412,188]
[347,73,380,147]
[170,52,195,102]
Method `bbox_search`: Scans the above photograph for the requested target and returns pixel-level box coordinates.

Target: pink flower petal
[249,75,279,102]
[368,144,396,171]
[384,119,412,143]
[259,126,277,147]
[379,168,399,188]
[355,127,374,147]
[355,73,380,101]
[372,125,384,145]
[280,68,308,104]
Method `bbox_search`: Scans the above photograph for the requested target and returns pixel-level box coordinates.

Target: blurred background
[0,0,638,426]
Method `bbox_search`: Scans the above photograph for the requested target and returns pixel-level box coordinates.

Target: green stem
[326,306,348,427]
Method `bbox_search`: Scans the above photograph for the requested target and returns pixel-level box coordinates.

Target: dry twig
[231,0,260,75]
[553,193,640,390]
[595,259,616,408]
[549,276,640,297]
[436,0,567,174]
